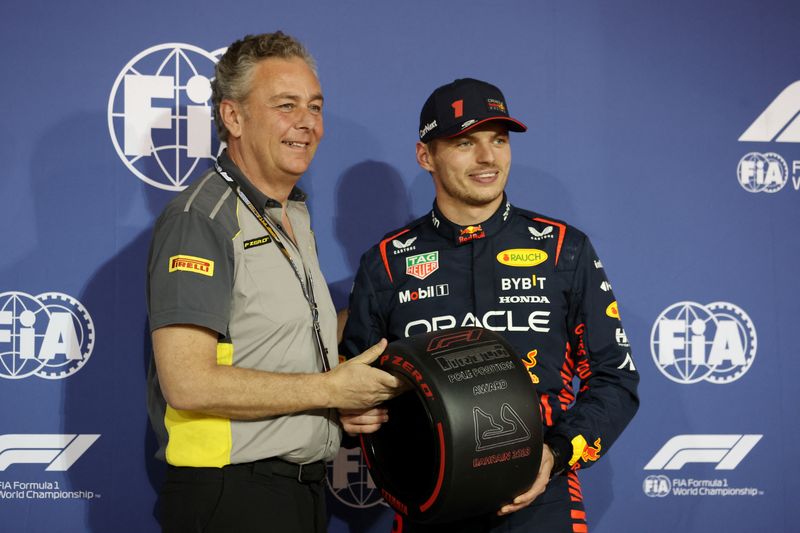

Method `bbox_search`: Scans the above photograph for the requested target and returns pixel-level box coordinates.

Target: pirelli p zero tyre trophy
[360,327,543,524]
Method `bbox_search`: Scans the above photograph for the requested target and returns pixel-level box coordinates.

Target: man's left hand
[339,407,389,435]
[497,443,555,516]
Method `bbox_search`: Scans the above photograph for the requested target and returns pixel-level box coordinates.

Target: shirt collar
[216,149,307,209]
[430,195,514,245]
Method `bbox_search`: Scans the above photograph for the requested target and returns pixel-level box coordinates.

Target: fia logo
[650,301,756,384]
[326,446,385,509]
[643,475,671,497]
[0,292,95,380]
[737,152,788,193]
[108,43,224,191]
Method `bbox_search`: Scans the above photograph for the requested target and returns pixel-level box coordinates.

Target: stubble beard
[440,176,504,209]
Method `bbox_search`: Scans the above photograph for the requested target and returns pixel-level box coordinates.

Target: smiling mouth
[470,170,499,183]
[282,141,309,148]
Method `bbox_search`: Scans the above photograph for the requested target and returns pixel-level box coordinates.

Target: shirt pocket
[239,242,310,327]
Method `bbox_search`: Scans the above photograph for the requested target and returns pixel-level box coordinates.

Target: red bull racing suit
[341,198,640,533]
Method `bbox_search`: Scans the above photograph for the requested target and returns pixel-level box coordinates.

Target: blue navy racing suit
[341,198,640,533]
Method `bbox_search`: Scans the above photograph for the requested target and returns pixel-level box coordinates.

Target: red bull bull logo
[581,438,602,462]
[458,225,485,244]
[570,435,602,466]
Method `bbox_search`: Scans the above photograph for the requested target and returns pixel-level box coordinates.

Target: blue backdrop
[1,1,798,531]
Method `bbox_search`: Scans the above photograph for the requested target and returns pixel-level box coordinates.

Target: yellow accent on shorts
[164,343,233,467]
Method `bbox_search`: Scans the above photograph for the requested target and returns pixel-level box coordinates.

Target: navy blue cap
[418,78,527,143]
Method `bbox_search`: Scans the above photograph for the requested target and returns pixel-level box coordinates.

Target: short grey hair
[211,31,317,142]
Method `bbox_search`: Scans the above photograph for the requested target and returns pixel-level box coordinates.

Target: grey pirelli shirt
[146,150,341,467]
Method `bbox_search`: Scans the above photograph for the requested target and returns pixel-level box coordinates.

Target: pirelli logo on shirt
[169,255,215,277]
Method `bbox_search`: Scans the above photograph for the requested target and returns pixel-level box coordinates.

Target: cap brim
[441,116,528,140]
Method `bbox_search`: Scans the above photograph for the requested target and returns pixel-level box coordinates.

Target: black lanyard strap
[214,161,331,372]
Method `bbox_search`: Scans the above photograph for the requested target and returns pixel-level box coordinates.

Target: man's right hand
[327,339,405,409]
[497,443,555,516]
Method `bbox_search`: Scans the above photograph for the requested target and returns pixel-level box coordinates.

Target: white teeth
[283,141,307,147]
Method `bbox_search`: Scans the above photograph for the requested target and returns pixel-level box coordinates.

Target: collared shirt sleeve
[147,210,234,336]
[547,235,640,471]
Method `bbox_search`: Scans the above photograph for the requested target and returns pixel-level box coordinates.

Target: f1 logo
[739,81,800,143]
[426,329,483,352]
[0,434,100,471]
[644,434,761,470]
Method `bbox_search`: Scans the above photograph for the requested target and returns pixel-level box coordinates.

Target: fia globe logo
[650,302,756,384]
[643,475,671,498]
[0,292,95,380]
[108,44,224,191]
[326,446,385,509]
[737,152,788,193]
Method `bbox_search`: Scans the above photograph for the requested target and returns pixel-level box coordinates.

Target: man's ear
[219,99,244,139]
[416,141,434,172]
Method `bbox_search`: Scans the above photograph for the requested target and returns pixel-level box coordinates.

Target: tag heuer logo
[406,252,439,280]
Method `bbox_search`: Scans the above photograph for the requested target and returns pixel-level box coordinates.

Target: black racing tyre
[360,327,543,524]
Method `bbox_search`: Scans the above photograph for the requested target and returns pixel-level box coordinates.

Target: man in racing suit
[340,78,640,532]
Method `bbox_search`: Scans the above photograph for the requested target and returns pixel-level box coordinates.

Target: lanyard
[214,161,331,372]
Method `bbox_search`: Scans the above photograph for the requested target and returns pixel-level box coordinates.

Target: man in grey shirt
[146,31,402,533]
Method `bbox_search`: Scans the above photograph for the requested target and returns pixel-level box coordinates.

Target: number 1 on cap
[451,99,464,118]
